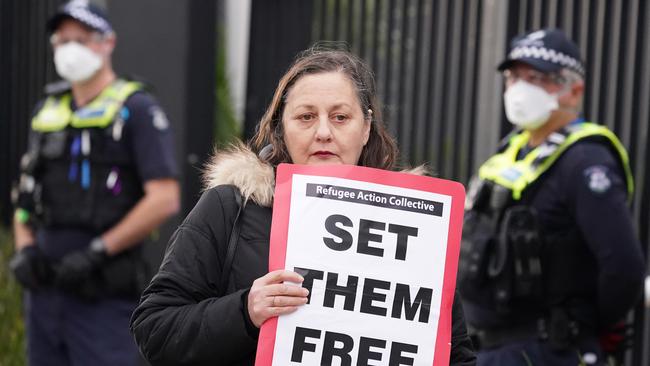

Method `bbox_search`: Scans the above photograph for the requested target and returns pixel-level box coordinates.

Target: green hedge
[0,226,26,366]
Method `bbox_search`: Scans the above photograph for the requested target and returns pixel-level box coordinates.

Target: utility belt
[474,308,584,351]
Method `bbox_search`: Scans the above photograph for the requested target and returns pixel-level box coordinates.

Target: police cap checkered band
[498,28,585,77]
[48,0,113,35]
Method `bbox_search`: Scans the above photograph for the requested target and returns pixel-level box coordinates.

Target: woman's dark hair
[250,46,398,170]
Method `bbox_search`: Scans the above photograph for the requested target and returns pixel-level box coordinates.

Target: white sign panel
[256,164,465,366]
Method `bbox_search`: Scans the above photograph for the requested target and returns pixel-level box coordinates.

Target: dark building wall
[243,0,314,139]
[0,2,217,364]
[108,0,217,218]
[0,0,66,224]
[106,0,218,275]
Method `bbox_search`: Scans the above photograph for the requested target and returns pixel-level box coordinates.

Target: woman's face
[282,72,371,166]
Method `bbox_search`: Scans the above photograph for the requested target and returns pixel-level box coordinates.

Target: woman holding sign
[131,47,476,365]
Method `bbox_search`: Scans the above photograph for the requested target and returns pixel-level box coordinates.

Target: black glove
[55,238,108,291]
[9,245,53,289]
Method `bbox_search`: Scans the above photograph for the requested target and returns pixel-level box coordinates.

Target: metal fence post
[473,0,509,171]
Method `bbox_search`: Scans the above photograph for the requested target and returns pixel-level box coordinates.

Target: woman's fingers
[264,283,310,298]
[249,272,307,301]
[258,269,305,285]
[269,294,309,307]
[248,270,310,327]
[267,306,300,317]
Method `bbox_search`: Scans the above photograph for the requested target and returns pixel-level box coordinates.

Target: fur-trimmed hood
[203,144,275,207]
[203,144,429,208]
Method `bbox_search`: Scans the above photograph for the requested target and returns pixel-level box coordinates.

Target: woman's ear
[363,109,373,146]
[363,120,371,147]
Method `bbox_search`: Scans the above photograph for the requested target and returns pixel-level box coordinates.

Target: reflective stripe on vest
[32,79,141,132]
[478,122,634,201]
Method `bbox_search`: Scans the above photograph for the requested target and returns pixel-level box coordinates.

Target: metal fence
[244,0,314,139]
[504,0,650,259]
[305,0,650,225]
[313,0,488,185]
[244,0,650,364]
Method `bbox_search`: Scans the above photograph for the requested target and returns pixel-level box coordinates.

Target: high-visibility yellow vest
[24,79,144,231]
[31,79,141,132]
[478,122,634,201]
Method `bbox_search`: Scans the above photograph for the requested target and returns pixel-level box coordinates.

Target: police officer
[458,29,645,365]
[9,1,180,365]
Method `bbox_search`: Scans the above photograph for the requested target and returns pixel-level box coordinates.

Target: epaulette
[43,80,71,96]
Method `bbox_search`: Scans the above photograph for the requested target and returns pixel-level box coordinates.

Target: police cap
[498,28,585,77]
[47,0,113,35]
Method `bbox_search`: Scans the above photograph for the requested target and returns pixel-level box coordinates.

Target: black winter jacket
[131,147,476,365]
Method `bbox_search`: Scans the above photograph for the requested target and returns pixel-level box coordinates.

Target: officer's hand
[9,245,53,289]
[599,321,629,354]
[55,247,107,289]
[247,270,309,328]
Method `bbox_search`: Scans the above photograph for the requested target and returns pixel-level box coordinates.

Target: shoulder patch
[149,106,169,130]
[583,165,611,194]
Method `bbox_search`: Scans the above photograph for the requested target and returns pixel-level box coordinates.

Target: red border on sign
[255,163,465,366]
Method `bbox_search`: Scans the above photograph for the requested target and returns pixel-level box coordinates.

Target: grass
[0,225,26,366]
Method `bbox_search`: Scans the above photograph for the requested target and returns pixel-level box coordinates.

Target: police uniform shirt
[33,89,178,259]
[512,140,643,330]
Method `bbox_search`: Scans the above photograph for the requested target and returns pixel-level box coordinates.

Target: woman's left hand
[247,269,310,327]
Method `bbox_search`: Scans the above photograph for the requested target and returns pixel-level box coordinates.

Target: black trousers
[476,337,605,366]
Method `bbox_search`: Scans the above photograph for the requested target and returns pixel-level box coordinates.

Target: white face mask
[503,80,559,130]
[54,42,103,83]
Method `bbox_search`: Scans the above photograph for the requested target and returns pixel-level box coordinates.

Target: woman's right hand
[247,269,309,327]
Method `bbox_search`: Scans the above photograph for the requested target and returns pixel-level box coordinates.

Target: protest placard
[256,164,465,366]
